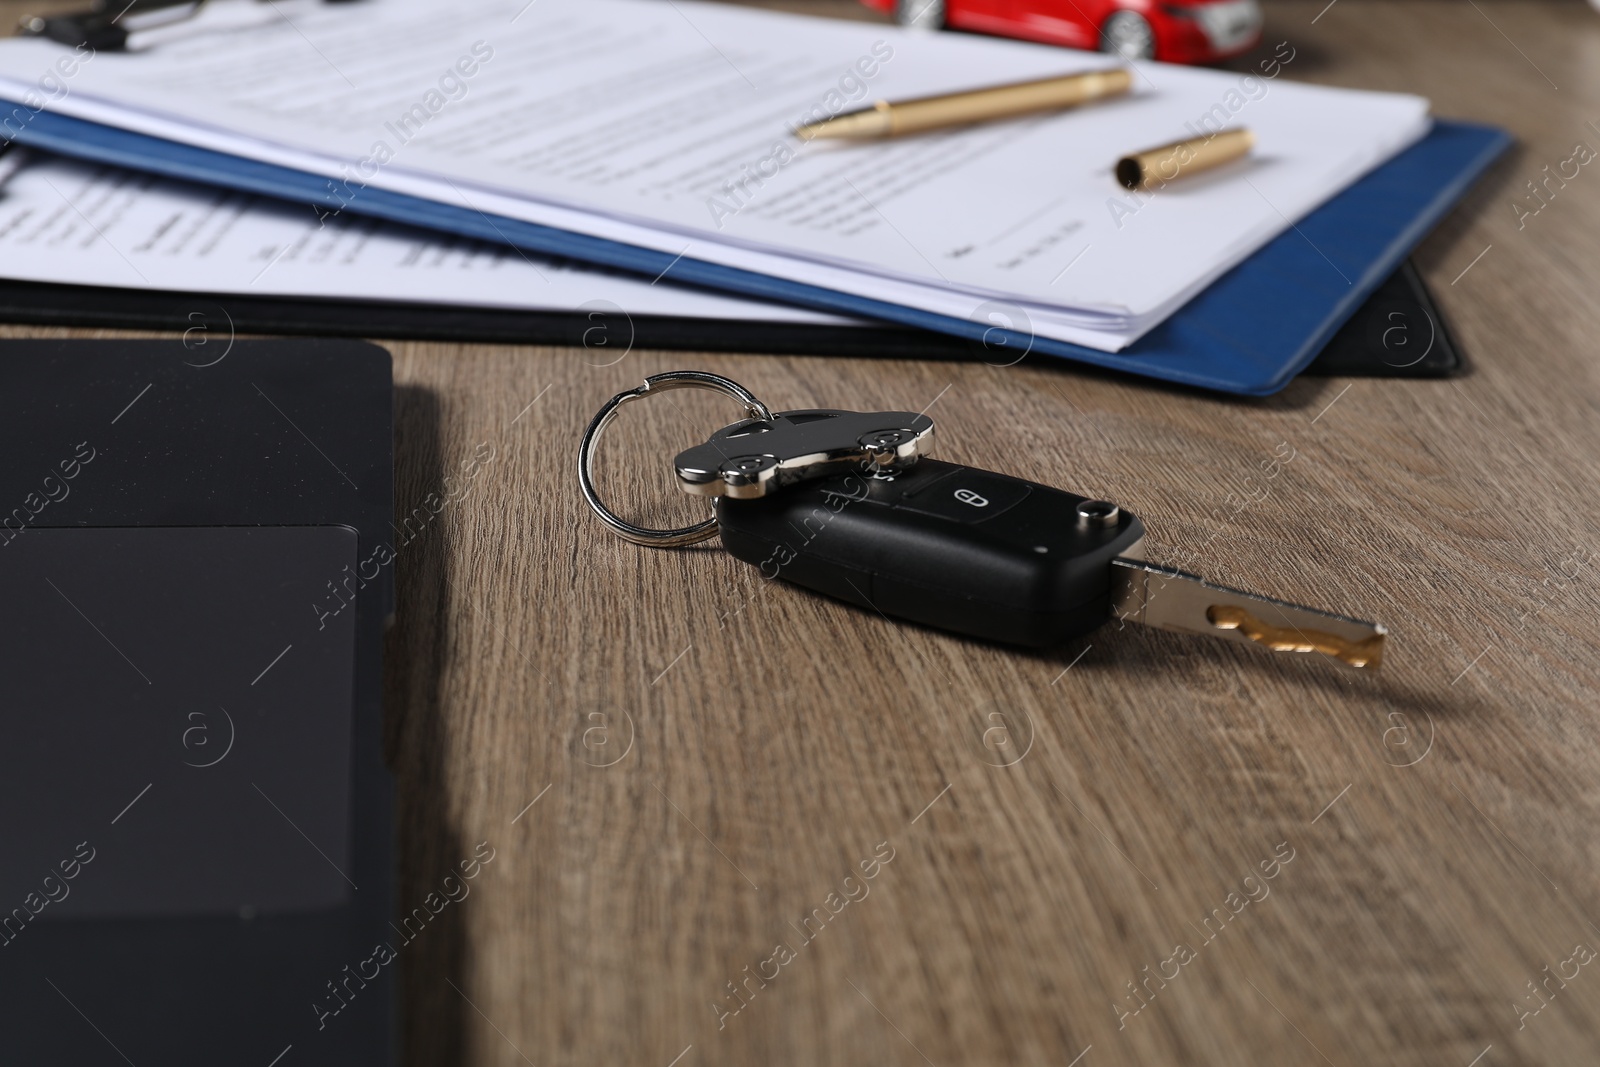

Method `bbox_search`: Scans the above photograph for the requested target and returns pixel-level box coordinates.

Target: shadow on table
[382,384,470,1067]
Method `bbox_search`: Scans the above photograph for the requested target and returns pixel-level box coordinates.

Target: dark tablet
[0,340,394,1067]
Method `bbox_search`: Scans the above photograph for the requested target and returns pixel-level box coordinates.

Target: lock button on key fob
[894,467,1033,524]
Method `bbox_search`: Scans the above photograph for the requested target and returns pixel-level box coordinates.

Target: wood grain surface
[10,2,1600,1064]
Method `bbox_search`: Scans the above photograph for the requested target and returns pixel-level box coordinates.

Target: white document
[0,149,850,323]
[0,0,1431,350]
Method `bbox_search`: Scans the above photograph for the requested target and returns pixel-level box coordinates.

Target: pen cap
[1116,128,1255,192]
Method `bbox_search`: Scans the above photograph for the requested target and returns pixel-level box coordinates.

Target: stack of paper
[0,0,1430,353]
[0,149,853,325]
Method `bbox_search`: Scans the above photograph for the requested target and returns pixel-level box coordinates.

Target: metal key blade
[1110,559,1386,669]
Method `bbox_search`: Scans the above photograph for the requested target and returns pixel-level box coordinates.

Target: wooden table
[12,2,1600,1064]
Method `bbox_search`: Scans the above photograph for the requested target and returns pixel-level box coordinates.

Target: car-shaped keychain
[864,0,1263,64]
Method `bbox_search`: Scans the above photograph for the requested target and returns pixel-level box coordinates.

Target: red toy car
[862,0,1264,64]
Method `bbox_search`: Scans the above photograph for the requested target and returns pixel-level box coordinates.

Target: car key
[696,454,1384,667]
[580,373,1386,669]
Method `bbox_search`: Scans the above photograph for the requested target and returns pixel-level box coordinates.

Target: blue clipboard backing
[0,257,1460,376]
[5,109,1509,394]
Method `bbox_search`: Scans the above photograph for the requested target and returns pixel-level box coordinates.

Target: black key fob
[714,459,1146,647]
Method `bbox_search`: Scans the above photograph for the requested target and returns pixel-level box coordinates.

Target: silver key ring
[579,371,774,547]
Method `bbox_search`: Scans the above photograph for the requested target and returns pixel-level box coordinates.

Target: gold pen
[795,68,1133,141]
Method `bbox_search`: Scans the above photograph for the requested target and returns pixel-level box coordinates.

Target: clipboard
[3,107,1507,395]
